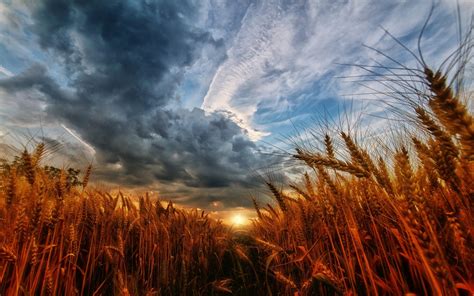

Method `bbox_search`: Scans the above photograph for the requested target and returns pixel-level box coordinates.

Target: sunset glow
[231,214,248,226]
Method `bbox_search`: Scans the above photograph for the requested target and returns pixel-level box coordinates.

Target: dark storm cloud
[80,107,275,189]
[0,0,283,203]
[30,0,217,113]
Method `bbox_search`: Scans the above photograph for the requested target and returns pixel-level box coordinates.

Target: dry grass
[0,154,249,295]
[250,63,474,295]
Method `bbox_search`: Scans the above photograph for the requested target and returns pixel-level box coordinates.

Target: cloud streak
[201,0,470,140]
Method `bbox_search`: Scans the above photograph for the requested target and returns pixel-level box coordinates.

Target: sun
[231,214,247,226]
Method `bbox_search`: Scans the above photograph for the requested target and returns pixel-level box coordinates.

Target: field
[1,28,474,296]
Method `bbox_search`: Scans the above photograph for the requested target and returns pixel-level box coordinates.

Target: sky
[0,0,472,214]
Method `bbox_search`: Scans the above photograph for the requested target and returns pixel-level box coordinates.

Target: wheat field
[1,24,474,296]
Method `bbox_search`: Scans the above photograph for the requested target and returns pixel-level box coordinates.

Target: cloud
[201,0,469,140]
[202,0,300,140]
[29,0,217,111]
[0,65,13,77]
[0,0,285,209]
[1,0,469,211]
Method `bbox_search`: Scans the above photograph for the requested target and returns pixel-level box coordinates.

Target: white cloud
[201,0,469,140]
[0,65,13,77]
[202,0,294,140]
[60,124,96,155]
